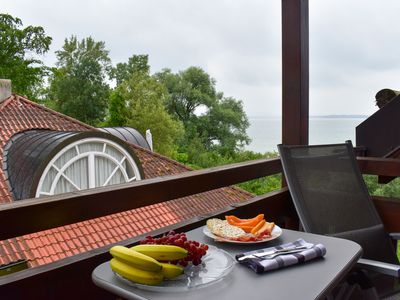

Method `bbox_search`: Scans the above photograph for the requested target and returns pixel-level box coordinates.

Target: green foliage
[0,13,52,99]
[47,36,111,125]
[197,96,250,154]
[226,151,281,195]
[107,89,127,126]
[375,178,400,197]
[398,243,400,260]
[110,70,184,157]
[173,148,280,195]
[107,55,151,126]
[364,175,400,260]
[111,54,150,85]
[238,175,282,195]
[155,67,216,123]
[364,175,400,198]
[0,14,260,193]
[363,175,380,195]
[155,67,250,154]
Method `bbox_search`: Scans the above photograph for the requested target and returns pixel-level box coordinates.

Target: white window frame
[35,137,142,197]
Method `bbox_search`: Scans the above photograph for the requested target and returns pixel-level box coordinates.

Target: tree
[155,67,216,123]
[107,89,128,126]
[47,36,111,125]
[155,67,250,153]
[198,95,250,154]
[107,55,150,126]
[0,14,52,99]
[109,56,184,156]
[111,54,150,85]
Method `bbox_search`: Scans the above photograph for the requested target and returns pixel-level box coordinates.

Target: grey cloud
[311,0,400,71]
[3,0,400,117]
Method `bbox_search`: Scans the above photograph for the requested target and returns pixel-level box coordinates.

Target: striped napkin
[235,239,327,274]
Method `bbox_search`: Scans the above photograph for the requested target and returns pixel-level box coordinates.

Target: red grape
[139,231,208,266]
[180,260,188,267]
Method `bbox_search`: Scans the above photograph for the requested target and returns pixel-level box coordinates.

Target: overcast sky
[3,0,400,117]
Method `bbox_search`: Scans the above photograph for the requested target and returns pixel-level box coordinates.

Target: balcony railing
[0,156,400,299]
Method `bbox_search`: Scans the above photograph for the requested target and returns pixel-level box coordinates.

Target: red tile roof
[0,94,252,268]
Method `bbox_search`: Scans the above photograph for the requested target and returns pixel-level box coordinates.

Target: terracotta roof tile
[0,94,253,268]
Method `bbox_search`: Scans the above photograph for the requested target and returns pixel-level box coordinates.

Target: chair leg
[361,288,379,300]
[346,270,379,300]
[333,282,357,300]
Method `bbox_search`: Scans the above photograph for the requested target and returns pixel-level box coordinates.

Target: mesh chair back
[278,142,397,263]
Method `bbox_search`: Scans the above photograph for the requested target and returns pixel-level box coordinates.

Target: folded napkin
[235,238,326,274]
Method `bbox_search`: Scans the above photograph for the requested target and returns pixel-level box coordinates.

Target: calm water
[246,116,367,153]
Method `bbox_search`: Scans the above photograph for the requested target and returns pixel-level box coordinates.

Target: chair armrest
[357,258,400,277]
[389,233,400,240]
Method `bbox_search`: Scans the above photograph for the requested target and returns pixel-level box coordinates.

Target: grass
[398,242,400,260]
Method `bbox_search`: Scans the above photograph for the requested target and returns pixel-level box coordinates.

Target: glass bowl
[115,245,235,292]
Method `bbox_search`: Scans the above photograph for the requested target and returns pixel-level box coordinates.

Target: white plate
[203,224,282,244]
[114,245,235,292]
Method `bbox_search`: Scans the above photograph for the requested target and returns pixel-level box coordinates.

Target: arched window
[35,138,142,197]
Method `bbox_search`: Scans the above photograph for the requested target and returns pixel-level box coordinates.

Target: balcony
[1,1,400,299]
[0,156,399,298]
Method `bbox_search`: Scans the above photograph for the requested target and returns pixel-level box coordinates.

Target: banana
[110,245,162,272]
[131,244,188,261]
[110,258,164,286]
[160,262,184,279]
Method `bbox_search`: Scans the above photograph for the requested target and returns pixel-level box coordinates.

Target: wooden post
[282,0,309,145]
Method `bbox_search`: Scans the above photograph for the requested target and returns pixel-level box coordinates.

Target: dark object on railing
[375,88,400,108]
[278,141,400,298]
[356,93,400,157]
[0,260,28,277]
[98,127,151,150]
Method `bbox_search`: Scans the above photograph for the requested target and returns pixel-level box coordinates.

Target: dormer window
[36,137,141,197]
[3,130,144,200]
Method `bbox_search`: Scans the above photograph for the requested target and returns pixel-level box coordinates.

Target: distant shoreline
[310,115,368,119]
[249,115,368,119]
[246,116,365,153]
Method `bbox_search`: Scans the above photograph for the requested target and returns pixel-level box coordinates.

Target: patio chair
[278,141,400,299]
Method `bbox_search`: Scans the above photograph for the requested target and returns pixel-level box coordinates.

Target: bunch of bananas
[109,244,188,285]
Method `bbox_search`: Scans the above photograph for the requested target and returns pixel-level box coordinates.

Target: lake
[246,116,367,153]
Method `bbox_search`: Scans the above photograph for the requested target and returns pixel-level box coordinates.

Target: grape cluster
[140,231,209,266]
